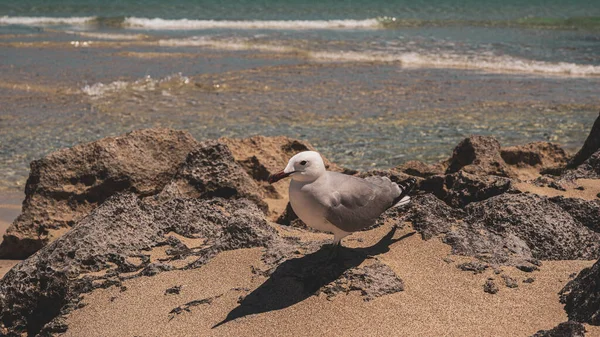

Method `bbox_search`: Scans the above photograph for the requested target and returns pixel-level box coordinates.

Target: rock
[549,196,600,232]
[0,128,200,259]
[501,142,568,171]
[457,261,489,274]
[402,194,465,240]
[567,111,600,169]
[531,321,586,337]
[523,278,535,283]
[156,140,267,212]
[0,193,275,336]
[322,262,404,301]
[443,171,512,208]
[502,274,519,288]
[463,194,600,261]
[560,258,600,325]
[395,160,445,178]
[405,192,599,267]
[561,150,600,181]
[164,285,182,295]
[483,280,499,294]
[445,136,510,177]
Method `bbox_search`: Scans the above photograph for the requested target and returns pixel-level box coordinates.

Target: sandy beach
[62,223,598,337]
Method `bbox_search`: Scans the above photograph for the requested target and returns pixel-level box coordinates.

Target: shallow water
[1,1,599,191]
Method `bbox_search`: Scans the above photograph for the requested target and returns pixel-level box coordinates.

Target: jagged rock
[561,150,600,181]
[501,142,568,171]
[549,196,600,232]
[463,194,600,261]
[0,128,200,259]
[567,112,600,169]
[560,258,600,325]
[445,136,510,177]
[156,140,267,212]
[395,160,445,178]
[407,193,600,266]
[402,194,465,240]
[483,280,499,294]
[443,171,512,208]
[0,193,274,336]
[457,261,489,274]
[322,262,404,301]
[502,275,519,288]
[531,321,586,337]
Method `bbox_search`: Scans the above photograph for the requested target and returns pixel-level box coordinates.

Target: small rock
[484,280,499,294]
[501,275,519,288]
[165,285,182,295]
[457,261,489,274]
[523,278,535,284]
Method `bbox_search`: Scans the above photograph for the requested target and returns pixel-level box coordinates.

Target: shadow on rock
[214,228,414,328]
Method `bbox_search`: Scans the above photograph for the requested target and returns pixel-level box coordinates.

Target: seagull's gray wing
[321,172,401,233]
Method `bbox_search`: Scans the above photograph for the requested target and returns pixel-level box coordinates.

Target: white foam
[156,36,600,76]
[81,74,190,98]
[158,37,297,53]
[125,17,380,30]
[0,16,95,26]
[67,31,145,40]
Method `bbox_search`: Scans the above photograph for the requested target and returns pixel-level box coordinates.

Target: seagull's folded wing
[323,173,400,232]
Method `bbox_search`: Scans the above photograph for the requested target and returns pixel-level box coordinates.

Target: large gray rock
[560,258,600,325]
[0,193,275,336]
[405,193,600,266]
[462,193,600,261]
[0,129,200,259]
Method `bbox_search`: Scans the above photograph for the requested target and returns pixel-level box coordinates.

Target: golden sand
[63,224,594,337]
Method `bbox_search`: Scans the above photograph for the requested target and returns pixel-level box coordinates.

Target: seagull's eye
[300,160,307,165]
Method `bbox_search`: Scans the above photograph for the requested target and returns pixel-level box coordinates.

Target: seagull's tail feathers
[391,177,417,208]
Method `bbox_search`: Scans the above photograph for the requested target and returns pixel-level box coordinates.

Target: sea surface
[1,0,600,191]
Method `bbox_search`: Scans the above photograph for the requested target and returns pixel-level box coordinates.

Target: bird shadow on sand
[213,227,415,328]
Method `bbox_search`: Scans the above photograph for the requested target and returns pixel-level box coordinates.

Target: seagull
[268,151,415,251]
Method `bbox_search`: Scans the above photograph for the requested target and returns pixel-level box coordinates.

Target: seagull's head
[268,151,326,184]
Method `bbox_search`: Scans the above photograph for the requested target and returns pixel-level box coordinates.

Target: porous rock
[445,135,510,177]
[0,193,274,336]
[549,196,600,232]
[0,129,200,259]
[322,262,404,301]
[531,321,586,337]
[405,193,600,266]
[462,193,600,261]
[560,258,600,325]
[156,140,267,212]
[443,171,512,208]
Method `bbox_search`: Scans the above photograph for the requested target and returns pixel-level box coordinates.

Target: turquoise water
[0,0,599,191]
[2,0,600,22]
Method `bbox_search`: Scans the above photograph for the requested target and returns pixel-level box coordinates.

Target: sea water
[1,0,599,190]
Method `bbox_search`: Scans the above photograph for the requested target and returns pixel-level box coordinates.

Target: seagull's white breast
[289,179,344,235]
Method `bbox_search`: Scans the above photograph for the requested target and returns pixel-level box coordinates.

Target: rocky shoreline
[0,113,599,336]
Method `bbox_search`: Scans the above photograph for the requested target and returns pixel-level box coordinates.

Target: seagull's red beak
[268,171,293,184]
